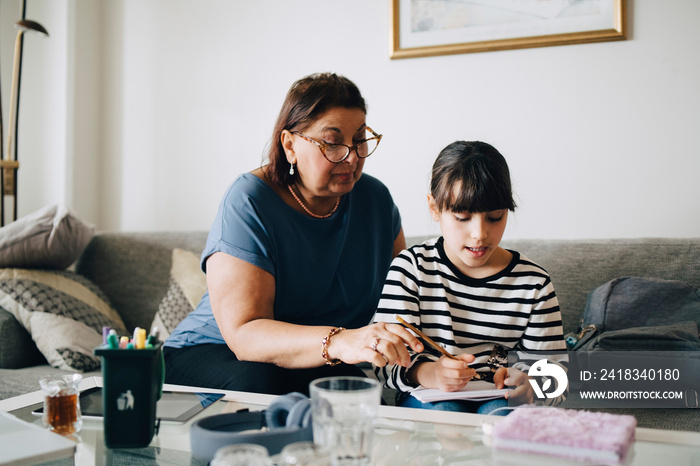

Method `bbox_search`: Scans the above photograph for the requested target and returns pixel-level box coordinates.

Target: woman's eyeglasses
[291,127,382,163]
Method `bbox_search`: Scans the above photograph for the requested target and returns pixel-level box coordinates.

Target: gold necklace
[287,184,340,219]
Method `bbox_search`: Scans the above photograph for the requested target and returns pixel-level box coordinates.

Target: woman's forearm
[226,318,333,368]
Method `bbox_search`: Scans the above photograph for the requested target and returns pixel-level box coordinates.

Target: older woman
[163,73,423,395]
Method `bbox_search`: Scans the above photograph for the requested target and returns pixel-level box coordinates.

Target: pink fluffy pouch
[491,407,636,464]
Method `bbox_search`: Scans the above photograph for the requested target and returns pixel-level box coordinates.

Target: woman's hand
[409,354,477,392]
[328,323,424,367]
[493,367,534,405]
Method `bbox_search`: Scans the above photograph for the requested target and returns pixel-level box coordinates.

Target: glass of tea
[39,373,83,436]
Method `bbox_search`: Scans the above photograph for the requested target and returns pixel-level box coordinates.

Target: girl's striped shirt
[373,237,566,396]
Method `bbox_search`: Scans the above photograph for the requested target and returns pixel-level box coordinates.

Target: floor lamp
[1,19,49,227]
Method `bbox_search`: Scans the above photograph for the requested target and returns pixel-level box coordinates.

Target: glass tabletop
[4,378,266,466]
[3,378,700,466]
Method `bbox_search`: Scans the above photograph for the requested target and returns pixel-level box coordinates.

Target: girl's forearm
[407,361,436,388]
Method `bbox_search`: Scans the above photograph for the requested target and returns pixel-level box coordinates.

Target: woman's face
[283,107,367,199]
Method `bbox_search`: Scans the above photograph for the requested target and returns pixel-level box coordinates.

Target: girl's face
[429,193,509,278]
[282,107,367,200]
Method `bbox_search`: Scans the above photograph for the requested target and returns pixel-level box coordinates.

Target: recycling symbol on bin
[116,390,135,411]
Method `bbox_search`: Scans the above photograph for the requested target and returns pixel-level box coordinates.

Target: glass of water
[309,377,381,466]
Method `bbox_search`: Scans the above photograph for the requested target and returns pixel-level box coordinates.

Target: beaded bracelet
[321,327,345,366]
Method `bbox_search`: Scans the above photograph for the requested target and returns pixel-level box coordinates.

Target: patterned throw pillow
[0,268,126,372]
[151,249,207,341]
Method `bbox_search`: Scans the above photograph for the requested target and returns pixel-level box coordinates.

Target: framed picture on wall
[390,0,627,59]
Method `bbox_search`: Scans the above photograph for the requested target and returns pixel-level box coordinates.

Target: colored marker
[119,336,129,349]
[135,328,147,349]
[102,326,111,345]
[147,327,160,346]
[107,329,119,349]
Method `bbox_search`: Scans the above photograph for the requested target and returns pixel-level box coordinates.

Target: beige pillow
[151,248,207,341]
[0,268,126,372]
[0,204,94,269]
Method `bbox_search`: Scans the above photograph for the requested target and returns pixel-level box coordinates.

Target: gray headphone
[190,392,313,461]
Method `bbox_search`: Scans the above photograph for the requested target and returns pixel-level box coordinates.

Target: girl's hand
[493,367,534,405]
[330,322,424,367]
[413,354,476,392]
[434,354,477,392]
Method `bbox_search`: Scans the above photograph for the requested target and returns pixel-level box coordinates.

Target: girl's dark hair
[430,141,516,213]
[265,72,367,186]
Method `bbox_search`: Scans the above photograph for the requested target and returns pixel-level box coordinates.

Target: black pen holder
[94,342,164,448]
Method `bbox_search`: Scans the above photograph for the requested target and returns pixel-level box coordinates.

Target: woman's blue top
[165,172,401,348]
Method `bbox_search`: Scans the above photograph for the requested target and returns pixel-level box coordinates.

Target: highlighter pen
[147,327,160,346]
[135,328,147,349]
[102,326,112,345]
[119,336,129,349]
[132,327,141,344]
[107,329,119,349]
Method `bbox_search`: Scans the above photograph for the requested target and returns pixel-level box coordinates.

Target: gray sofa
[1,233,699,432]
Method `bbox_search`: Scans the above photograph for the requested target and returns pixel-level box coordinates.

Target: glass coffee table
[1,376,699,465]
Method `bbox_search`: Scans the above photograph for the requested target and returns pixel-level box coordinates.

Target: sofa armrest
[0,307,46,369]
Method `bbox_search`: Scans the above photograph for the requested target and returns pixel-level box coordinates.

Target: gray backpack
[573,277,700,351]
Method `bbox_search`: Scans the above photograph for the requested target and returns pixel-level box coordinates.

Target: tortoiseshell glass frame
[291,127,382,163]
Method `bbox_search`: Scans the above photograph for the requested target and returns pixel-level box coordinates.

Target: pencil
[395,315,459,360]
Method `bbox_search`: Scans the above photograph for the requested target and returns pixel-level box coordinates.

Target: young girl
[372,140,566,413]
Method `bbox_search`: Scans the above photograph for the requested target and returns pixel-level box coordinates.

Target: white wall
[2,0,699,239]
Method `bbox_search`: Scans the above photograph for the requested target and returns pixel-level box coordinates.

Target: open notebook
[0,411,76,465]
[411,380,509,403]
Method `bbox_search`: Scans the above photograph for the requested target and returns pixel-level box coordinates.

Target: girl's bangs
[446,179,513,213]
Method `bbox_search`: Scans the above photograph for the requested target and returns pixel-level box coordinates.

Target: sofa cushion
[499,238,700,336]
[0,307,46,369]
[75,232,209,332]
[151,248,207,341]
[0,204,94,270]
[0,268,126,372]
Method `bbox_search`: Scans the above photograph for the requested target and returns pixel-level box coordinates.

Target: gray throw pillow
[0,204,94,269]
